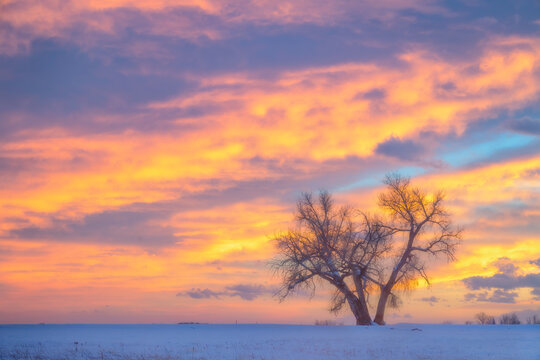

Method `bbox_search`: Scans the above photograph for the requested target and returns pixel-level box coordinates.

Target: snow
[0,324,538,360]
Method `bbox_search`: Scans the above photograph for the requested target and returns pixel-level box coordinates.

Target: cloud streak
[0,0,444,55]
[178,284,274,301]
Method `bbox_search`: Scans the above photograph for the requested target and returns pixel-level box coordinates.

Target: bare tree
[499,313,520,325]
[271,192,390,325]
[373,174,462,324]
[271,175,462,325]
[475,312,496,325]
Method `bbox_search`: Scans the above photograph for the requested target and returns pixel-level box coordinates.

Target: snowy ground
[0,324,538,360]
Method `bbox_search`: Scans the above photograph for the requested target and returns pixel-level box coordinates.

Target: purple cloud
[178,284,274,301]
[375,136,424,161]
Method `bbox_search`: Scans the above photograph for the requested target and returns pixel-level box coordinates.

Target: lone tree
[271,174,462,325]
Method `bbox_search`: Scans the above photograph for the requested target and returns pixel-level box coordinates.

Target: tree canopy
[271,174,462,325]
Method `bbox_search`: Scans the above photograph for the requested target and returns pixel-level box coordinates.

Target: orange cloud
[153,37,540,161]
[1,33,540,323]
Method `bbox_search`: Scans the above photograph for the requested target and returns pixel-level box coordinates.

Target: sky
[0,0,539,325]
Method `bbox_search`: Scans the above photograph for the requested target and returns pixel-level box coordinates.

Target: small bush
[314,319,343,326]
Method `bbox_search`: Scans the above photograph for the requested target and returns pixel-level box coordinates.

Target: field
[0,324,538,360]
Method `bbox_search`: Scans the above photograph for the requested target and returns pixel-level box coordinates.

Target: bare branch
[270,191,387,325]
[372,174,463,325]
[270,176,463,326]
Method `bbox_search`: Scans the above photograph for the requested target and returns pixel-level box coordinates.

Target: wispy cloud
[1,0,540,324]
[0,0,444,55]
[464,290,519,304]
[462,257,540,304]
[178,283,274,301]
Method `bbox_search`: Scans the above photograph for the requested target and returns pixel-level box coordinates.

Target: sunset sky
[1,0,539,325]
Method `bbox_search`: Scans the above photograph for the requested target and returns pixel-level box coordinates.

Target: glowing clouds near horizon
[0,0,539,324]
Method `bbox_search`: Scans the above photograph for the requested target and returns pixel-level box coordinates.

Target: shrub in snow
[314,320,343,326]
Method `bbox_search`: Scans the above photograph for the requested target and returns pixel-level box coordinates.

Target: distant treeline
[465,312,540,325]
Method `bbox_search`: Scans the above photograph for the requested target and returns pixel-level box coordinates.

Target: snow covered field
[0,324,538,360]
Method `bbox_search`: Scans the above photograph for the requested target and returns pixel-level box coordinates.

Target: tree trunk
[346,295,372,325]
[374,247,411,325]
[373,288,390,325]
